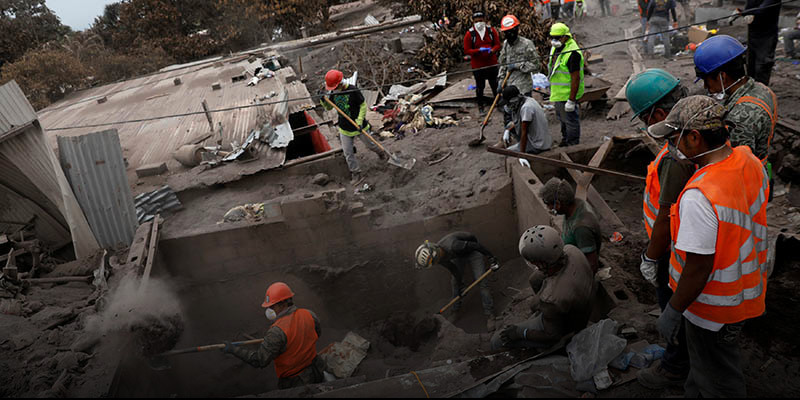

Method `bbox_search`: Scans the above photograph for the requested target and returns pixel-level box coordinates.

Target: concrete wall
[507,158,554,237]
[116,179,520,397]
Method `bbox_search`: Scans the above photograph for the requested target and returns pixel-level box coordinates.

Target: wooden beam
[487,146,646,183]
[575,140,614,200]
[24,276,92,285]
[140,215,161,291]
[777,120,800,135]
[560,152,626,230]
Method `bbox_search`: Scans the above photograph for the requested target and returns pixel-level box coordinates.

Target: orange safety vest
[734,88,778,164]
[643,143,670,238]
[541,0,551,4]
[272,308,318,378]
[564,0,575,3]
[668,146,769,325]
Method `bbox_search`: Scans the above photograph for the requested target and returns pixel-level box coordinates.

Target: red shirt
[463,26,501,69]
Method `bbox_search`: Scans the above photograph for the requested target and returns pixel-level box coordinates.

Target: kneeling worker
[222,282,324,389]
[415,232,498,331]
[492,225,594,350]
[498,85,551,155]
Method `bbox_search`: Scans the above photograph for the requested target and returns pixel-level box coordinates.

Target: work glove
[519,159,531,168]
[744,15,754,24]
[479,47,492,54]
[657,303,683,346]
[640,250,659,287]
[500,325,525,345]
[565,99,576,113]
[221,341,235,354]
[503,129,511,144]
[488,257,500,271]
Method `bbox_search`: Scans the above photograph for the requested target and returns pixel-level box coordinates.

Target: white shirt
[675,188,723,332]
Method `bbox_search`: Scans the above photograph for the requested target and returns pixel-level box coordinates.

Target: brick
[173,78,182,85]
[211,82,222,90]
[97,96,108,104]
[135,162,168,177]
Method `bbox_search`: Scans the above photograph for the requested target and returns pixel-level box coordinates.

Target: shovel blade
[147,355,172,371]
[468,136,485,147]
[389,155,416,170]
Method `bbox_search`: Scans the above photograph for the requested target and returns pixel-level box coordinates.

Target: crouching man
[491,225,594,350]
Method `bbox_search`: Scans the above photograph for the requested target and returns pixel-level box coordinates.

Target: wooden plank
[560,152,626,230]
[0,248,27,263]
[140,215,160,290]
[777,120,800,135]
[575,140,614,200]
[487,146,646,182]
[24,276,92,285]
[428,78,477,104]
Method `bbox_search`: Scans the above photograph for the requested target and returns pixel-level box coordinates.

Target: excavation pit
[108,141,640,397]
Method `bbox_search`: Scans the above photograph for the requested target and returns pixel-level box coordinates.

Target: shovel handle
[158,338,264,357]
[323,97,389,155]
[439,265,499,314]
[481,72,511,128]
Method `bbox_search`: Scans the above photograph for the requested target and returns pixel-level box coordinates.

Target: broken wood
[24,276,92,285]
[201,100,214,131]
[560,152,626,230]
[777,120,800,135]
[140,215,161,290]
[0,248,27,263]
[428,151,452,166]
[575,140,614,200]
[488,146,646,183]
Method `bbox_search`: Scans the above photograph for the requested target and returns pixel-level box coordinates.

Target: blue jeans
[784,29,800,57]
[646,17,672,58]
[554,101,580,145]
[562,2,574,18]
[450,251,494,316]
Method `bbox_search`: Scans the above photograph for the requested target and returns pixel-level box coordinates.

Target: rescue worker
[496,14,540,98]
[637,0,650,35]
[538,177,602,273]
[222,282,324,389]
[550,0,561,20]
[547,23,584,147]
[627,68,694,388]
[645,0,678,59]
[321,69,387,186]
[598,0,611,17]
[415,232,498,331]
[463,11,502,113]
[737,0,782,85]
[497,85,551,155]
[492,225,594,350]
[540,0,552,20]
[562,0,575,20]
[694,35,778,193]
[784,12,800,59]
[647,95,769,397]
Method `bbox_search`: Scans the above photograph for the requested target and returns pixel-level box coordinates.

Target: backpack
[468,26,495,48]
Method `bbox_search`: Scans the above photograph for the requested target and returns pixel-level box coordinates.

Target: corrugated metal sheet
[58,130,139,249]
[0,81,37,140]
[38,57,319,177]
[134,186,182,223]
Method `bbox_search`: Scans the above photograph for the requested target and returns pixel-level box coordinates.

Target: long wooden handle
[482,72,511,127]
[439,268,494,314]
[159,338,264,357]
[323,97,388,154]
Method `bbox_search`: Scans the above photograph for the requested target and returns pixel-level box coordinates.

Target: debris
[609,232,624,243]
[135,162,168,178]
[173,78,182,85]
[760,357,775,372]
[262,122,294,149]
[222,203,265,223]
[246,76,260,86]
[319,331,371,379]
[354,183,373,195]
[428,151,452,166]
[134,186,182,223]
[311,173,330,186]
[212,82,222,90]
[379,131,395,138]
[173,144,206,167]
[364,14,379,26]
[567,319,627,381]
[593,368,612,390]
[596,266,612,281]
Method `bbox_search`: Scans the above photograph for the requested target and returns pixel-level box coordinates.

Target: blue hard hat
[626,69,680,120]
[693,35,746,81]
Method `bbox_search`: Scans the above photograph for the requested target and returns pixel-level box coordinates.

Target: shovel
[147,338,263,371]
[439,262,501,313]
[469,71,510,147]
[323,97,416,170]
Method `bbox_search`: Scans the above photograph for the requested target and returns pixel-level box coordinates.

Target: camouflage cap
[647,95,728,139]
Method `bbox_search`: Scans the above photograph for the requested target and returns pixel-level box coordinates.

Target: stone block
[96,96,108,104]
[173,78,182,86]
[211,82,222,90]
[135,162,168,177]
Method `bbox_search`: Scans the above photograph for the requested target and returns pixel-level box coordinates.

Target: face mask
[710,75,743,102]
[551,39,563,48]
[474,22,486,31]
[265,308,277,321]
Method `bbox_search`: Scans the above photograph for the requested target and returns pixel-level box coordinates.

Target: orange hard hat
[325,69,343,90]
[688,43,698,51]
[500,15,520,31]
[262,282,294,308]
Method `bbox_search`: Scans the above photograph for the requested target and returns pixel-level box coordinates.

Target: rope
[46,0,795,131]
[410,371,430,398]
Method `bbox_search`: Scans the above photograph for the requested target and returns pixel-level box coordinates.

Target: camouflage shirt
[724,78,777,160]
[498,36,540,94]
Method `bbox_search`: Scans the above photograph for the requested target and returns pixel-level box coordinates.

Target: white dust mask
[265,308,277,321]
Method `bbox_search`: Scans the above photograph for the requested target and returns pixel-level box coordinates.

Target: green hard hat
[626,68,680,121]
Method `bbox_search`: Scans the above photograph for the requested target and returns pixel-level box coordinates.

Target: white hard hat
[519,225,564,266]
[415,241,441,269]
